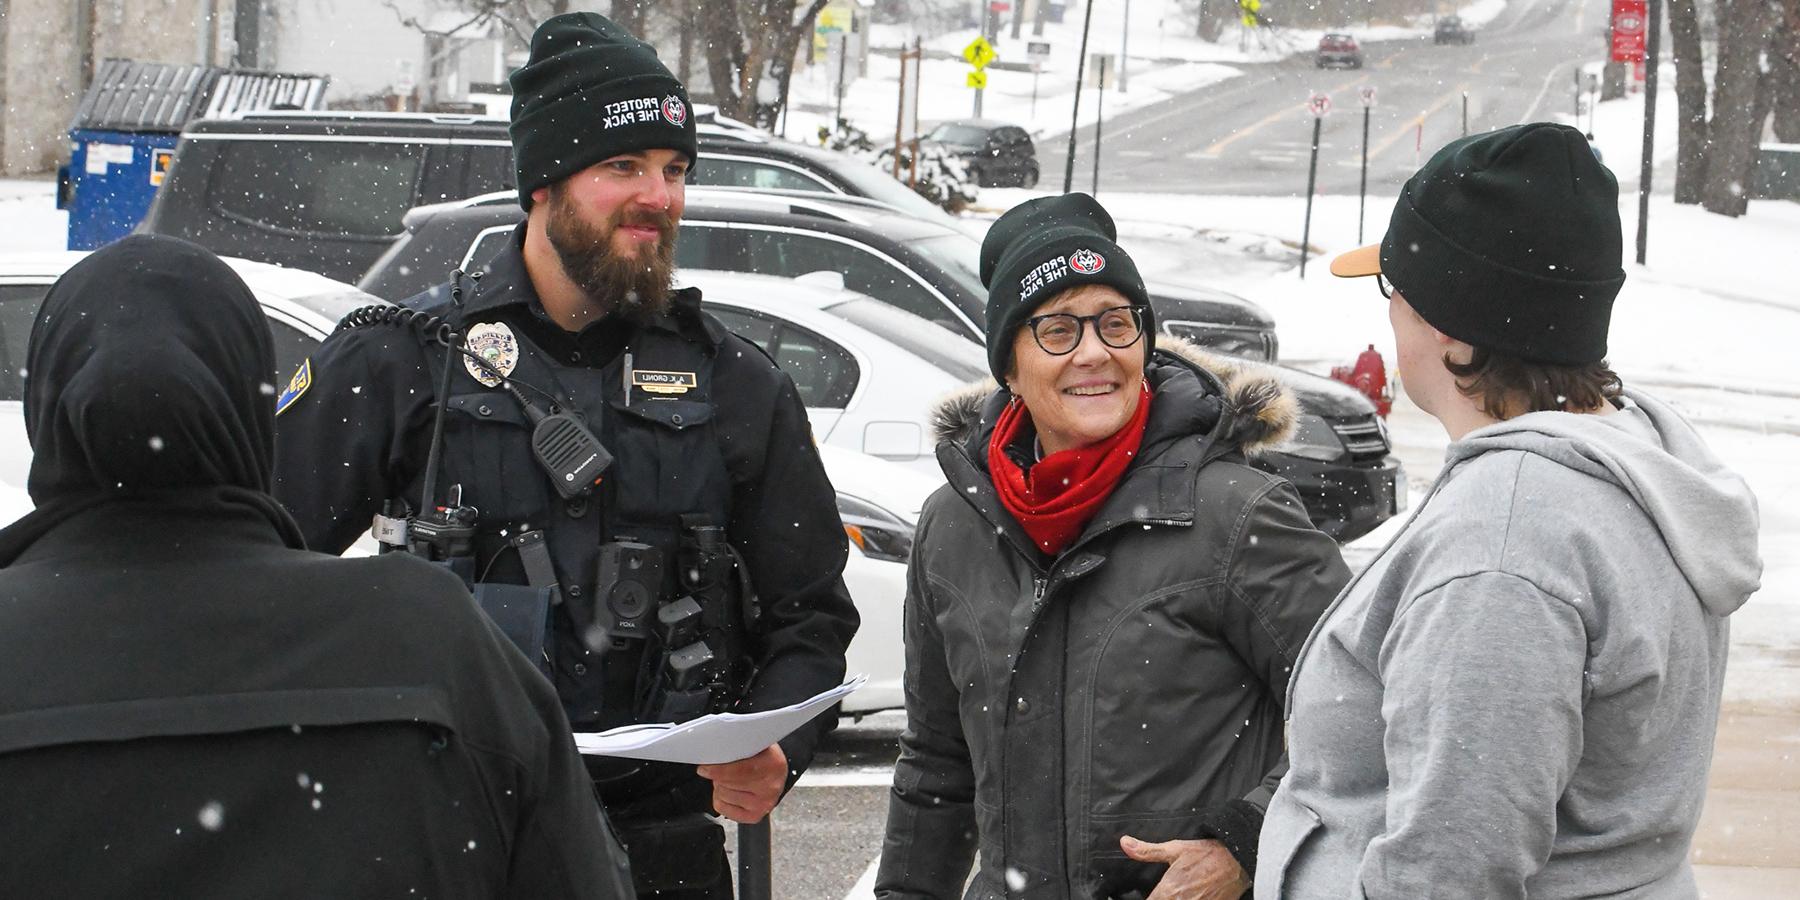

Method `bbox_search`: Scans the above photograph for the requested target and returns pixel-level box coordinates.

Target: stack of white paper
[572,675,867,765]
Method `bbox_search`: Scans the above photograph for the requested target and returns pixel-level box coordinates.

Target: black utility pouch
[614,813,727,893]
[469,582,553,678]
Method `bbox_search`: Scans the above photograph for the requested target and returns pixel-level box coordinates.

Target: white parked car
[678,268,989,480]
[0,253,940,714]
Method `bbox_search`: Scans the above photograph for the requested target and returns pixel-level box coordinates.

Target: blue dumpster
[60,130,181,250]
[56,58,328,250]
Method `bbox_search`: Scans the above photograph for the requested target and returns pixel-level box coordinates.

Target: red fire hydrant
[1329,344,1393,418]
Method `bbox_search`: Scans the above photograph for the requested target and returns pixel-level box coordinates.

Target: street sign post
[964,35,996,116]
[1063,0,1098,192]
[1028,41,1050,117]
[1091,53,1113,195]
[1359,86,1375,244]
[1300,93,1329,279]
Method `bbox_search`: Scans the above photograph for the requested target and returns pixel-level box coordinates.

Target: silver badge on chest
[463,321,520,387]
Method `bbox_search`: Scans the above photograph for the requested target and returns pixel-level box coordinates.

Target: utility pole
[1635,0,1661,264]
[1062,0,1098,192]
[1119,0,1131,93]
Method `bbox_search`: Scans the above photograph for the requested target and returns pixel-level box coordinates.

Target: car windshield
[822,156,963,224]
[823,298,988,383]
[928,124,988,145]
[905,233,988,325]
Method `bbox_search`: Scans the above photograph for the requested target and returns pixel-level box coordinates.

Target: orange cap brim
[1329,243,1381,278]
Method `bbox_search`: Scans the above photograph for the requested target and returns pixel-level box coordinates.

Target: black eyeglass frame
[1376,273,1395,299]
[1021,305,1146,356]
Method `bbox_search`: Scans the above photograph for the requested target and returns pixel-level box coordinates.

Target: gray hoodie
[1257,389,1762,899]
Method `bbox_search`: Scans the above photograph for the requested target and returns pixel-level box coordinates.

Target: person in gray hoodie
[1257,123,1763,899]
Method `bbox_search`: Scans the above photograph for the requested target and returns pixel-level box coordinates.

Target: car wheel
[1020,163,1039,189]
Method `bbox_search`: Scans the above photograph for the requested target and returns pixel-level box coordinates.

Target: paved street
[1039,0,1610,196]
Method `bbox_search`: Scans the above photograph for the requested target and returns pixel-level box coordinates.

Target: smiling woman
[874,193,1352,900]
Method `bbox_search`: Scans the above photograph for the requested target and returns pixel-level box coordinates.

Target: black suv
[361,190,1402,541]
[138,109,967,283]
[923,119,1040,188]
[139,111,515,283]
[1434,16,1475,44]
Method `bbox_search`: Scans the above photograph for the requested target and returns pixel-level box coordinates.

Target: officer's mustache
[611,209,674,241]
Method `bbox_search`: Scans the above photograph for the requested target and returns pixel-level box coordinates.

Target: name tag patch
[632,370,697,396]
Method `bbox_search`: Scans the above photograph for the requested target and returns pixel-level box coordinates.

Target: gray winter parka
[876,345,1351,900]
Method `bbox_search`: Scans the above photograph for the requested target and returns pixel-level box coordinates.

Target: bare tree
[1770,2,1800,143]
[1699,0,1781,216]
[699,0,831,128]
[1667,0,1707,203]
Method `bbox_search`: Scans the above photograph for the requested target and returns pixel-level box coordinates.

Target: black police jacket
[273,227,858,812]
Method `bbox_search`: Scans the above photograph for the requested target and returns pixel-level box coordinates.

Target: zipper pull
[1033,575,1047,601]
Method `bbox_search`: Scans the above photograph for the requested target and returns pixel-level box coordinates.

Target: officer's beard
[543,184,677,324]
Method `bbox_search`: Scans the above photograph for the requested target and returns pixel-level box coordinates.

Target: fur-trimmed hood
[931,336,1298,457]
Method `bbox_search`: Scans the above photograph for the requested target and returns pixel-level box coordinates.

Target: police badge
[463,322,520,387]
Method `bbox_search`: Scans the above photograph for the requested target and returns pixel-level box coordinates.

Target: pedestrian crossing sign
[963,36,996,69]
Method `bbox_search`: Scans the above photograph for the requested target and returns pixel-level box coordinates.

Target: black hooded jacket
[0,236,632,899]
[877,344,1350,900]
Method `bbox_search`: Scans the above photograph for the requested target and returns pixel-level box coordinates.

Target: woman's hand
[1120,835,1250,900]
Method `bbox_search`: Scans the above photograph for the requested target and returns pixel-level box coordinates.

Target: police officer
[272,13,858,899]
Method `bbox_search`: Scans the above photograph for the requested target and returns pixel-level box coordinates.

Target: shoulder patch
[274,358,312,416]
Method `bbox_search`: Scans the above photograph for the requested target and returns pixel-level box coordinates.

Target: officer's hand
[1120,835,1249,900]
[696,743,788,824]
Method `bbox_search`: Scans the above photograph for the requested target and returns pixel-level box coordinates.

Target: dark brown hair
[1444,347,1623,420]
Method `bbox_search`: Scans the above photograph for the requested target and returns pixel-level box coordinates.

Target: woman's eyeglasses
[1023,306,1144,356]
[1376,273,1394,299]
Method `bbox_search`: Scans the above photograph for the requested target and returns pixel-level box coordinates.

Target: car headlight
[1278,414,1346,462]
[837,493,916,564]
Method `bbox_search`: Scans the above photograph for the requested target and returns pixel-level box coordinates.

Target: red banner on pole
[1611,0,1648,62]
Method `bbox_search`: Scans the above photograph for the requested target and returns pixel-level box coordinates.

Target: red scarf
[987,384,1153,557]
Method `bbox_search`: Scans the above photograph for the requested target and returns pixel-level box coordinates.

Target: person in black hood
[0,234,634,899]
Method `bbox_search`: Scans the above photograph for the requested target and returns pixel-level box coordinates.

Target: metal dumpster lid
[69,58,329,134]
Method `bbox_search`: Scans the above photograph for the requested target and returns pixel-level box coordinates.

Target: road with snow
[1038,0,1609,196]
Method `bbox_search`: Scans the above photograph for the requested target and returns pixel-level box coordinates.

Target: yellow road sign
[966,69,989,89]
[963,36,997,69]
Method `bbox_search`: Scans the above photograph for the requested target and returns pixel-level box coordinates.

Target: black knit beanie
[980,193,1153,383]
[1366,123,1624,365]
[508,12,698,211]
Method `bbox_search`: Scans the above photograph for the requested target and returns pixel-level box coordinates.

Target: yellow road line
[1196,73,1370,157]
[1362,84,1470,164]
